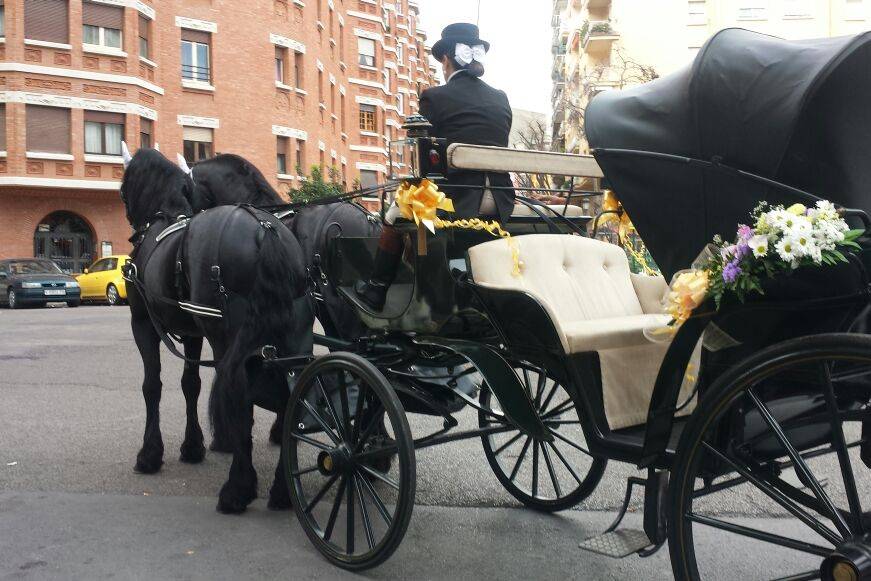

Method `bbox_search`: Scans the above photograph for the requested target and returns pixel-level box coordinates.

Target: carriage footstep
[578,529,652,558]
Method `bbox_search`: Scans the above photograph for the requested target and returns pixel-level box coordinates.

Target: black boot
[354,246,401,311]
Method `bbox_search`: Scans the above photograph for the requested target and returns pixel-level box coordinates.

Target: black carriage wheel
[283,352,416,571]
[669,333,871,581]
[478,363,607,511]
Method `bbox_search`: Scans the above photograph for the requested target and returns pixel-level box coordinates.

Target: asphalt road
[0,306,866,580]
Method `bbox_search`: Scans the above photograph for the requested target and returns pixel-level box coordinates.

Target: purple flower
[737,224,754,241]
[722,260,742,284]
[735,241,751,259]
[721,244,737,260]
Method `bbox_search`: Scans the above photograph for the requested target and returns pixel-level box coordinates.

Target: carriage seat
[468,234,694,430]
[510,204,585,218]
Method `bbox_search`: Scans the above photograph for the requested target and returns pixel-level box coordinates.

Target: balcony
[583,20,619,54]
[586,0,612,9]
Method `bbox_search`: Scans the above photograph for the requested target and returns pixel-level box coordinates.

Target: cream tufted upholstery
[468,234,696,429]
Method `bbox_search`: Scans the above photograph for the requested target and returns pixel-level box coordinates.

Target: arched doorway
[33,211,95,273]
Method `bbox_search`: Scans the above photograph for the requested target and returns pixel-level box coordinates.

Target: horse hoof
[209,439,232,454]
[134,456,163,474]
[268,424,282,446]
[267,487,292,511]
[216,480,257,514]
[179,442,206,464]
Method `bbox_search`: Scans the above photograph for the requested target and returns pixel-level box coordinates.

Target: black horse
[121,147,313,513]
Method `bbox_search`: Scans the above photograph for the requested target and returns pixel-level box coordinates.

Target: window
[295,140,305,174]
[82,2,123,49]
[275,46,286,83]
[277,136,288,174]
[0,104,5,150]
[330,82,336,113]
[359,104,376,132]
[358,37,376,67]
[181,29,211,83]
[783,0,812,17]
[0,5,5,37]
[182,126,213,163]
[294,51,304,88]
[318,70,324,103]
[140,118,153,148]
[340,93,346,132]
[25,0,69,44]
[319,149,325,172]
[737,1,768,20]
[339,23,345,60]
[27,105,71,153]
[688,1,706,25]
[139,16,150,59]
[359,170,378,189]
[396,43,403,65]
[84,111,125,155]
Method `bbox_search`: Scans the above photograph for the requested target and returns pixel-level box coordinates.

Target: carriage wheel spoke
[540,440,563,497]
[771,571,821,581]
[539,383,561,414]
[522,367,533,398]
[302,399,342,446]
[346,471,355,554]
[323,476,348,543]
[292,464,320,477]
[747,388,852,538]
[686,512,831,558]
[547,441,584,486]
[548,428,592,456]
[358,464,400,491]
[338,372,353,445]
[509,437,532,481]
[316,377,346,443]
[819,364,864,534]
[531,440,540,497]
[290,431,333,451]
[544,420,583,426]
[304,474,339,513]
[534,371,547,408]
[354,406,386,454]
[702,442,841,546]
[359,469,393,526]
[494,432,523,457]
[543,398,574,419]
[351,382,367,445]
[354,475,376,551]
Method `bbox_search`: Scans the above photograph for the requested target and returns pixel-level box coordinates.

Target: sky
[416,0,552,115]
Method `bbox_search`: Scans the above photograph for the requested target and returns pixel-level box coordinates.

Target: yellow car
[76,255,129,306]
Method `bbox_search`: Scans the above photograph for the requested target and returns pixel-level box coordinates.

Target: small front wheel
[479,363,607,511]
[106,283,120,306]
[283,352,415,571]
[8,288,19,309]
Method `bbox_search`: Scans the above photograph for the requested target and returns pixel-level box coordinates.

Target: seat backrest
[468,234,645,327]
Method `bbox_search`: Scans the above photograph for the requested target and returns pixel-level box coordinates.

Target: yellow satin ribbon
[395,180,521,277]
[596,190,657,276]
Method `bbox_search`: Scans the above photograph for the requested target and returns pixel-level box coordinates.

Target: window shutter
[82,1,123,28]
[26,106,71,153]
[138,15,149,39]
[0,104,5,150]
[83,110,125,124]
[181,28,210,44]
[183,126,213,142]
[140,118,153,135]
[25,0,70,43]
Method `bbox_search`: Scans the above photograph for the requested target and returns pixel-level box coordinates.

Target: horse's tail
[209,218,310,440]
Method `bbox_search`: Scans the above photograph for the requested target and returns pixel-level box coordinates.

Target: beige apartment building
[0,0,435,272]
[551,0,871,158]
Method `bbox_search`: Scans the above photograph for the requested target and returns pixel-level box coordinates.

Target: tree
[511,116,563,199]
[559,45,658,150]
[289,165,343,204]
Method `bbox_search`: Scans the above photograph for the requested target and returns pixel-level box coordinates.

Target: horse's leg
[217,402,258,514]
[268,440,292,510]
[132,314,164,474]
[209,340,233,453]
[179,336,206,463]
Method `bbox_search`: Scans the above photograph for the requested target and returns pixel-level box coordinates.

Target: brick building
[0,0,436,271]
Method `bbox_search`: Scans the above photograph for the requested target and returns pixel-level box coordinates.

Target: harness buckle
[261,345,278,360]
[210,265,221,281]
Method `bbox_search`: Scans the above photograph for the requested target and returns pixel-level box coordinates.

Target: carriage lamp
[429,149,441,167]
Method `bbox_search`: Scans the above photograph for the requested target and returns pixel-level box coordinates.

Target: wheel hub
[822,537,871,581]
[317,445,352,476]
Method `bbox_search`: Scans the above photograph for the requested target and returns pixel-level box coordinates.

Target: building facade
[0,0,435,271]
[551,0,871,157]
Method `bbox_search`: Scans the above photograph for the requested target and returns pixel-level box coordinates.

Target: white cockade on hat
[454,43,487,66]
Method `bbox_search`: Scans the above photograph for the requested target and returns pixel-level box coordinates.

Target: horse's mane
[193,154,284,207]
[121,149,193,228]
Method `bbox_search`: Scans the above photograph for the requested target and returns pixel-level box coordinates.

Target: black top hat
[431,23,490,61]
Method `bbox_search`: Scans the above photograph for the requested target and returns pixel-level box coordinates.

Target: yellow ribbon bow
[396,179,455,234]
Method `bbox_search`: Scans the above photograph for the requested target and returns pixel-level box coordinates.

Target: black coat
[419,71,514,224]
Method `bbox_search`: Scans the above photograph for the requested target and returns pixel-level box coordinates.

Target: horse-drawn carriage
[118,29,871,580]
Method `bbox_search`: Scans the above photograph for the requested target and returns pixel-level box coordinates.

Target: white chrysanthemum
[766,209,790,232]
[784,214,812,236]
[775,236,800,264]
[748,234,769,258]
[792,232,817,260]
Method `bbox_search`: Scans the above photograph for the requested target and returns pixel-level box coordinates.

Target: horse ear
[176,153,192,175]
[121,141,132,168]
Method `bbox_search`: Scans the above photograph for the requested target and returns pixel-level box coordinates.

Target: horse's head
[174,153,284,212]
[120,143,193,230]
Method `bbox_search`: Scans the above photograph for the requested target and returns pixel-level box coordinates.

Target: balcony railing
[583,20,619,51]
[182,64,211,84]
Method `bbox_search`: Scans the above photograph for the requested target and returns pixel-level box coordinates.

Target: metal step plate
[579,529,651,558]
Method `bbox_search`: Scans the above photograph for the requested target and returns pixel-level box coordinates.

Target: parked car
[0,258,81,309]
[76,255,130,305]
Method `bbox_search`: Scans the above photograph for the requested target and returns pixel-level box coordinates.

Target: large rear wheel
[479,363,607,511]
[283,352,415,571]
[669,334,871,581]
